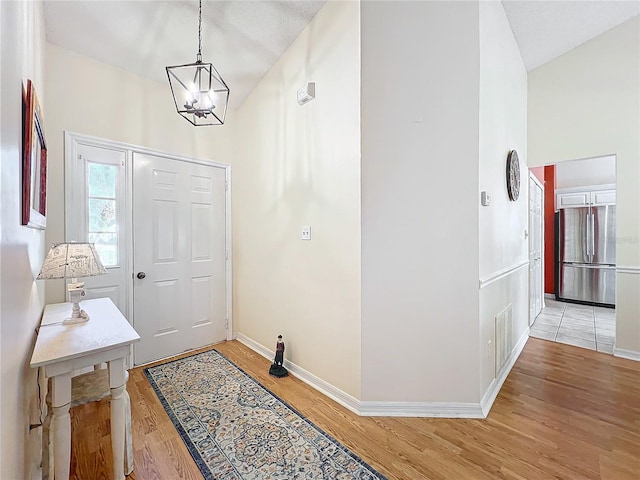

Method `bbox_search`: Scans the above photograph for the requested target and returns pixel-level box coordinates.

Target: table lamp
[37,242,107,324]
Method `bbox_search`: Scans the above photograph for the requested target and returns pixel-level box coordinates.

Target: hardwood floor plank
[66,337,640,479]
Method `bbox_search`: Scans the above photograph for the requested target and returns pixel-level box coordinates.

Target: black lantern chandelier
[166,0,229,126]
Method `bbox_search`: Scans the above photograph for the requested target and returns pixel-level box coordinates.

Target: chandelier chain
[197,0,202,61]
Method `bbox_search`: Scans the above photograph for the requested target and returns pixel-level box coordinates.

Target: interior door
[133,152,227,365]
[529,173,544,325]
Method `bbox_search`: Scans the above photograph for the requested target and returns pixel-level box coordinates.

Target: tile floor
[530,298,616,354]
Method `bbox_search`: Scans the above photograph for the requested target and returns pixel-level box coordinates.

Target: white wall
[361,1,480,403]
[232,1,362,398]
[555,155,616,189]
[43,44,235,304]
[478,1,528,397]
[528,16,640,355]
[0,1,47,478]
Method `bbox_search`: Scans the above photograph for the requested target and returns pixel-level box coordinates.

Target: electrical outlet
[301,226,311,240]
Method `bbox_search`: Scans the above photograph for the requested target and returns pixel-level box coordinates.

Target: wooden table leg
[51,372,72,480]
[109,358,126,480]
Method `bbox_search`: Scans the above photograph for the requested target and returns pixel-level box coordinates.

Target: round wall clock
[506,149,520,201]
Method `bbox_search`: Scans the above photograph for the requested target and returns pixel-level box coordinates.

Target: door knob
[137,272,146,279]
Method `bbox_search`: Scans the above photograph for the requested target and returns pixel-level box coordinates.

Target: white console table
[30,298,140,480]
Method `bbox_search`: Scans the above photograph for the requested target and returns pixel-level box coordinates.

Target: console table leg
[109,358,126,480]
[51,373,72,480]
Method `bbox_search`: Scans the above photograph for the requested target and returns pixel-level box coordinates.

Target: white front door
[66,133,231,367]
[529,172,544,325]
[132,152,227,364]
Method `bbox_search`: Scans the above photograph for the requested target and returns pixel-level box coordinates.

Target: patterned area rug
[144,349,386,480]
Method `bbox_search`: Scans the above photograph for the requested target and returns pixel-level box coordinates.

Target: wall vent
[495,304,513,376]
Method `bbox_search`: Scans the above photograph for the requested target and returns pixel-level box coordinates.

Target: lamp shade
[37,242,107,280]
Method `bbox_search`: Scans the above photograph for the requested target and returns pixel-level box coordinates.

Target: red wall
[543,166,556,294]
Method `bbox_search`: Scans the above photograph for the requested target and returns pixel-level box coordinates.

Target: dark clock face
[506,150,520,201]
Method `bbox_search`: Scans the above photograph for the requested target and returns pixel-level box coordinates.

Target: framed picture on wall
[22,79,47,229]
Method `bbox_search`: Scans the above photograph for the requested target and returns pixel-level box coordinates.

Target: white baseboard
[544,293,555,299]
[480,327,530,417]
[235,333,362,415]
[235,332,526,418]
[613,347,640,362]
[358,401,484,418]
[235,333,487,418]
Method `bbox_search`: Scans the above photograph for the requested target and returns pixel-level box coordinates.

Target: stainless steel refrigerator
[557,206,616,306]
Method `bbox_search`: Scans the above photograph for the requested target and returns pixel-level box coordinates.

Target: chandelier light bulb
[202,92,214,109]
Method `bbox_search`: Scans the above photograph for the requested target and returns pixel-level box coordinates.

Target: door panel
[529,174,544,324]
[558,207,590,264]
[188,162,227,347]
[134,156,184,363]
[559,264,616,305]
[133,153,226,365]
[592,205,616,265]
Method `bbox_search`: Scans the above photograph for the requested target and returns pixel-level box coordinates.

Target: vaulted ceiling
[502,0,639,71]
[43,1,640,109]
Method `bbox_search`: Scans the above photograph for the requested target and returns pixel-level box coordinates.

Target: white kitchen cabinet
[591,189,616,206]
[556,187,616,209]
[556,191,590,208]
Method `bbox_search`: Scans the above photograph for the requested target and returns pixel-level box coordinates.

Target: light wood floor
[68,338,640,480]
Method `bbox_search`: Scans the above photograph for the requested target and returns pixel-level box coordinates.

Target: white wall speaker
[297,82,315,106]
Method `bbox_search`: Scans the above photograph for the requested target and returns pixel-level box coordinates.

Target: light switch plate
[301,226,311,240]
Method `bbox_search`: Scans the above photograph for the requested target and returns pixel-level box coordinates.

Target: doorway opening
[528,155,616,354]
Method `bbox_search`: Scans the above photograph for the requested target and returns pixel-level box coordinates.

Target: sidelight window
[87,162,118,267]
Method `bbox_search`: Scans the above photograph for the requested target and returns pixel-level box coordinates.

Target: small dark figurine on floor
[269,335,288,377]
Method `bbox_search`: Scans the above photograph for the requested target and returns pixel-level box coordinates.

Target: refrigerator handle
[590,212,595,263]
[585,212,591,261]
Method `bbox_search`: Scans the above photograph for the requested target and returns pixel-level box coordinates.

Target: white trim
[529,170,543,190]
[613,348,640,362]
[617,266,640,275]
[358,401,484,418]
[544,293,555,299]
[481,327,529,417]
[479,260,529,289]
[235,333,361,415]
[65,131,230,170]
[554,183,616,195]
[125,150,134,366]
[225,165,233,340]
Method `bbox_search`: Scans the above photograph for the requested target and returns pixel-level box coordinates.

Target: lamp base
[62,310,90,325]
[65,283,89,324]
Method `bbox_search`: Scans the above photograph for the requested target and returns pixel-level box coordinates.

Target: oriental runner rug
[144,349,386,480]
